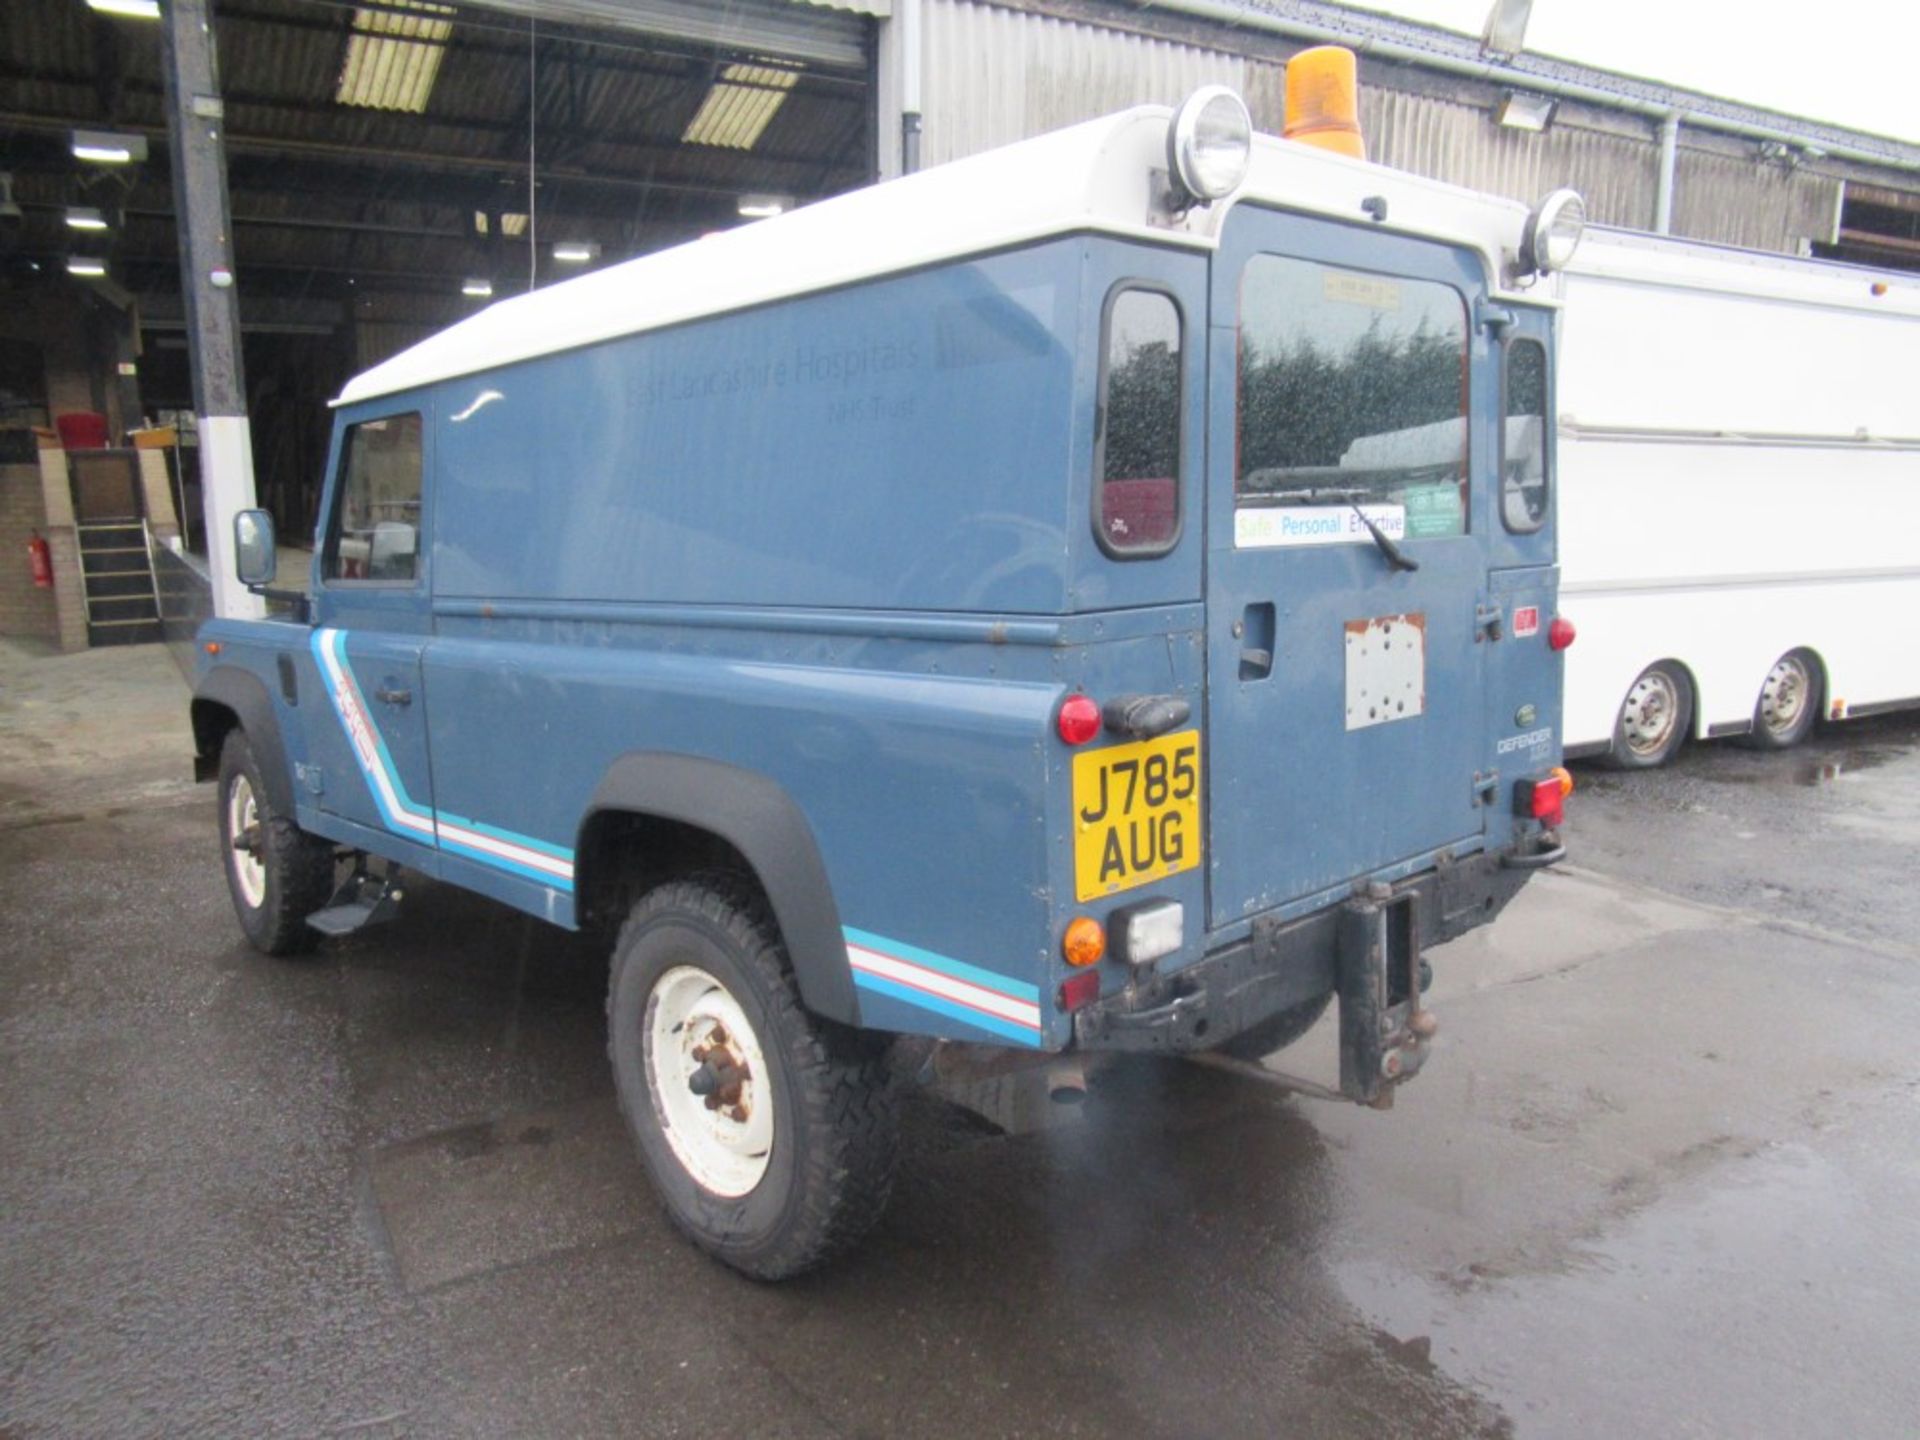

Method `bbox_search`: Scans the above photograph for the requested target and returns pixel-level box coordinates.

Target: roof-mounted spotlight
[1520,188,1585,276]
[1496,90,1557,132]
[71,128,148,165]
[1166,85,1252,208]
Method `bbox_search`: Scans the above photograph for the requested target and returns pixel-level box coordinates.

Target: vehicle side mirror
[234,509,277,587]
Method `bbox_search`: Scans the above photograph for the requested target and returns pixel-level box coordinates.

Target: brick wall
[0,460,59,644]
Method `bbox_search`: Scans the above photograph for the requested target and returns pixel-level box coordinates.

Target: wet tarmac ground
[4,643,1920,1438]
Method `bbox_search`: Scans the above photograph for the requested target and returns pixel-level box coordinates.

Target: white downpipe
[199,414,266,620]
[899,0,923,174]
[1655,113,1680,234]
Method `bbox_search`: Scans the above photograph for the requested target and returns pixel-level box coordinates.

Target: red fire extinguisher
[28,531,53,589]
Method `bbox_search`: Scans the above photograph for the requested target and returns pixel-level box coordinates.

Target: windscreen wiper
[1349,500,1419,573]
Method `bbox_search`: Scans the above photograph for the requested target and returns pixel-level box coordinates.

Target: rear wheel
[607,874,898,1280]
[217,730,335,955]
[1220,992,1333,1061]
[1735,649,1820,751]
[1605,662,1691,769]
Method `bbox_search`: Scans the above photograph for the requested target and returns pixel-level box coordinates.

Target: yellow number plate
[1071,731,1202,903]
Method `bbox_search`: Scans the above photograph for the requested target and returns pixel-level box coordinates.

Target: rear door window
[1501,338,1549,532]
[326,413,423,583]
[1236,256,1469,539]
[1096,286,1183,556]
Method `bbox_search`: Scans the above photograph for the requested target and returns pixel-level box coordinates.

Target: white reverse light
[1522,188,1586,274]
[1167,86,1252,205]
[1117,900,1184,968]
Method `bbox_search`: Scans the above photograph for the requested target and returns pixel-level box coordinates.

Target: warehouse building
[2,0,1916,645]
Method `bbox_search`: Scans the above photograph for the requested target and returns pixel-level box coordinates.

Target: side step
[306,870,405,937]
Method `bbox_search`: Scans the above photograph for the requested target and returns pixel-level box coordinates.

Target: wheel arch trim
[193,666,296,816]
[579,753,859,1026]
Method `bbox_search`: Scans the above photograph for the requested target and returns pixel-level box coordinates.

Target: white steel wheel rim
[227,774,267,908]
[643,964,774,1198]
[1758,655,1810,736]
[1621,672,1680,758]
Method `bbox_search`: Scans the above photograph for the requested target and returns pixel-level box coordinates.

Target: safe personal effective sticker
[1235,504,1406,550]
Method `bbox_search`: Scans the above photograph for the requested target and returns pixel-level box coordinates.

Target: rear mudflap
[1336,887,1435,1108]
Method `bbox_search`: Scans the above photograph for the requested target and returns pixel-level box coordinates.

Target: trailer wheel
[1735,649,1820,751]
[607,873,898,1280]
[1219,992,1333,1061]
[217,730,335,956]
[1604,662,1692,769]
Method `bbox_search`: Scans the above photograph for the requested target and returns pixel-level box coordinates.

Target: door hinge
[1474,602,1504,643]
[1472,769,1500,806]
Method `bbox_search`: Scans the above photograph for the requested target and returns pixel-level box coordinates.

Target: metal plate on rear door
[1345,614,1426,731]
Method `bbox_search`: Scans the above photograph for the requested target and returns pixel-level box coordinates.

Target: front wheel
[1604,662,1692,769]
[217,730,335,955]
[607,874,898,1280]
[1735,649,1820,751]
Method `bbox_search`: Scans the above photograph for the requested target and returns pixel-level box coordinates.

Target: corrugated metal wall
[921,0,1841,255]
[921,0,1285,169]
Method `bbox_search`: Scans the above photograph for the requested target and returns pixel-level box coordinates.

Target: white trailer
[1550,228,1920,765]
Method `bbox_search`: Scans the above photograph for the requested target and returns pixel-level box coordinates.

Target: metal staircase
[77,518,164,647]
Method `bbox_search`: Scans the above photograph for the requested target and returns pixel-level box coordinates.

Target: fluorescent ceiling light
[1496,91,1557,132]
[65,207,110,232]
[552,241,600,263]
[336,2,454,114]
[501,212,529,238]
[462,277,494,298]
[736,193,794,219]
[72,129,148,164]
[682,64,799,150]
[86,0,161,17]
[67,257,108,278]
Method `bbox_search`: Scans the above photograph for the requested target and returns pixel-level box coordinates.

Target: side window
[1236,256,1469,540]
[1502,338,1549,533]
[1096,287,1182,556]
[326,413,423,583]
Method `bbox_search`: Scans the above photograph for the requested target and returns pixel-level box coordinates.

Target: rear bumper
[1072,840,1545,1056]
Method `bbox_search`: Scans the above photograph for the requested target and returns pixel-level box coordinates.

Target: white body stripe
[845,943,1041,1030]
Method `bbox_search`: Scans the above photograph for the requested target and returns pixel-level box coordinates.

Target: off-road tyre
[217,729,335,956]
[1733,648,1821,751]
[1602,661,1692,770]
[607,872,898,1280]
[1220,992,1334,1061]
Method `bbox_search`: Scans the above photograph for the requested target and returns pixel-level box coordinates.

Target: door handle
[1238,602,1275,681]
[375,685,412,707]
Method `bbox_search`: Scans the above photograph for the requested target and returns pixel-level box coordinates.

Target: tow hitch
[1335,885,1434,1108]
[1187,885,1435,1108]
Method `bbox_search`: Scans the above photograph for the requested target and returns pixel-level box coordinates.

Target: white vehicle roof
[337,105,1542,406]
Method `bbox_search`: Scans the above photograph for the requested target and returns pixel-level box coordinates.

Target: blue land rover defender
[192,77,1579,1277]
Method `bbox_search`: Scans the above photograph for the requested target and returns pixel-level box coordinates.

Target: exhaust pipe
[1046,1057,1089,1106]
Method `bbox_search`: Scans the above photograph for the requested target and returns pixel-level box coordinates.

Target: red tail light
[1548,617,1576,651]
[1515,775,1565,829]
[1058,970,1101,1013]
[1056,693,1101,745]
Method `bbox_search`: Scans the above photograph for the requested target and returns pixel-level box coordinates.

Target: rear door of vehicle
[1205,207,1495,927]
